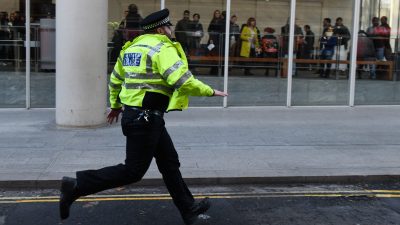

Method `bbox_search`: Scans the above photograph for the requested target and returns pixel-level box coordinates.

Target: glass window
[227,0,289,106]
[0,1,26,107]
[30,0,56,108]
[292,0,353,106]
[355,0,400,105]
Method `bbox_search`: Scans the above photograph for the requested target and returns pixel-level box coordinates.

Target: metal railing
[0,25,41,72]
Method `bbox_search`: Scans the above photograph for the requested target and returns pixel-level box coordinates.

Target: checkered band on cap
[142,17,170,30]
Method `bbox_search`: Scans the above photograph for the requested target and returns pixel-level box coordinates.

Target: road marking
[1,190,399,204]
[367,190,400,193]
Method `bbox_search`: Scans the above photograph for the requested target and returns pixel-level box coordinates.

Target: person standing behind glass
[207,10,223,54]
[367,17,385,61]
[302,25,315,69]
[175,10,191,54]
[380,16,392,60]
[357,30,376,79]
[240,17,260,76]
[187,13,203,74]
[124,4,143,41]
[332,17,351,72]
[0,12,10,66]
[207,10,224,74]
[319,27,337,78]
[229,15,240,57]
[188,13,203,51]
[281,18,303,76]
[322,18,332,34]
[261,27,279,76]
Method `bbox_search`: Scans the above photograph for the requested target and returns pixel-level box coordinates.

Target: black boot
[59,176,80,220]
[182,197,211,225]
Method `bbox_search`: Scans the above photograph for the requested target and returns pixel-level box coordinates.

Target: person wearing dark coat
[357,30,376,79]
[124,4,143,41]
[175,10,191,54]
[188,13,204,50]
[207,10,224,74]
[319,27,337,78]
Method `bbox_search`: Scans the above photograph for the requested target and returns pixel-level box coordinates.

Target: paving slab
[0,106,400,187]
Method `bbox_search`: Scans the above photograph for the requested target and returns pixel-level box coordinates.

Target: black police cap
[141,8,173,31]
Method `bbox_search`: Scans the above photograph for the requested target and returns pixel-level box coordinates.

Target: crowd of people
[159,10,393,78]
[0,5,394,79]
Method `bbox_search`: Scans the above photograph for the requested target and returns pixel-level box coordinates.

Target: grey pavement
[1,106,400,187]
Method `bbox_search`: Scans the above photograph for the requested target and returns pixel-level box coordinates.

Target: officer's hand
[213,89,228,97]
[107,108,123,124]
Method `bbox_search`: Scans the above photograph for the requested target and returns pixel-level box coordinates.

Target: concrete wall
[0,0,19,13]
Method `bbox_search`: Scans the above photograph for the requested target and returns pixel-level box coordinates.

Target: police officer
[59,8,227,225]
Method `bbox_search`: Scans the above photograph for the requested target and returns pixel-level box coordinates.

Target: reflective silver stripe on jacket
[112,69,124,81]
[124,83,174,95]
[109,82,121,89]
[163,60,184,79]
[173,71,193,89]
[132,43,164,74]
[125,72,162,80]
[133,43,164,55]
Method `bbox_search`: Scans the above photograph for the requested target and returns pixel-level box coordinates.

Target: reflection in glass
[29,1,56,108]
[355,0,400,105]
[291,1,353,106]
[0,6,26,107]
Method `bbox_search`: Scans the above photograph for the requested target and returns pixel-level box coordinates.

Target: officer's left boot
[59,176,80,220]
[182,197,211,225]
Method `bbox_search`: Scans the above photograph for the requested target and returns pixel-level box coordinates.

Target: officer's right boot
[59,176,80,220]
[182,197,211,225]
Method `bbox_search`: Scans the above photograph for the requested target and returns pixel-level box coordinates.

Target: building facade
[0,0,399,110]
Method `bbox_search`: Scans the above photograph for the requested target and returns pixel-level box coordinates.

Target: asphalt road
[0,183,400,225]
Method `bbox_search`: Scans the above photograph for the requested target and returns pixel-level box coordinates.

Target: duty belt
[125,106,164,121]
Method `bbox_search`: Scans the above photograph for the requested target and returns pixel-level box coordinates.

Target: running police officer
[59,8,227,225]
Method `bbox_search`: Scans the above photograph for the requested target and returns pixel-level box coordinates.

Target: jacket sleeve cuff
[110,102,122,109]
[210,89,215,96]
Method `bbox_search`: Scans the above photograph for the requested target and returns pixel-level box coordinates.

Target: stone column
[56,0,108,126]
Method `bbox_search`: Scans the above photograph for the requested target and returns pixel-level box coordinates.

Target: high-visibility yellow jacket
[109,34,214,111]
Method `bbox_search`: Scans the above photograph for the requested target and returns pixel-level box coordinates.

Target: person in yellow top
[59,8,227,225]
[240,17,260,75]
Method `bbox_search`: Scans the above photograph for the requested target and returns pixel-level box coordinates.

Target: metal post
[349,0,361,107]
[378,0,381,18]
[35,26,39,72]
[223,0,231,108]
[26,0,31,109]
[286,0,296,107]
[14,35,20,71]
[161,0,165,9]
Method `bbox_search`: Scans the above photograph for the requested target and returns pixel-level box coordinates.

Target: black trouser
[76,107,195,213]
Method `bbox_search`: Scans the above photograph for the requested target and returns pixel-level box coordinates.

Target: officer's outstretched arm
[157,46,217,97]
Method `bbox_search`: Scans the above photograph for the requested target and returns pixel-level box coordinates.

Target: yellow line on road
[2,190,398,201]
[1,192,399,204]
[0,190,400,204]
[368,190,400,193]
